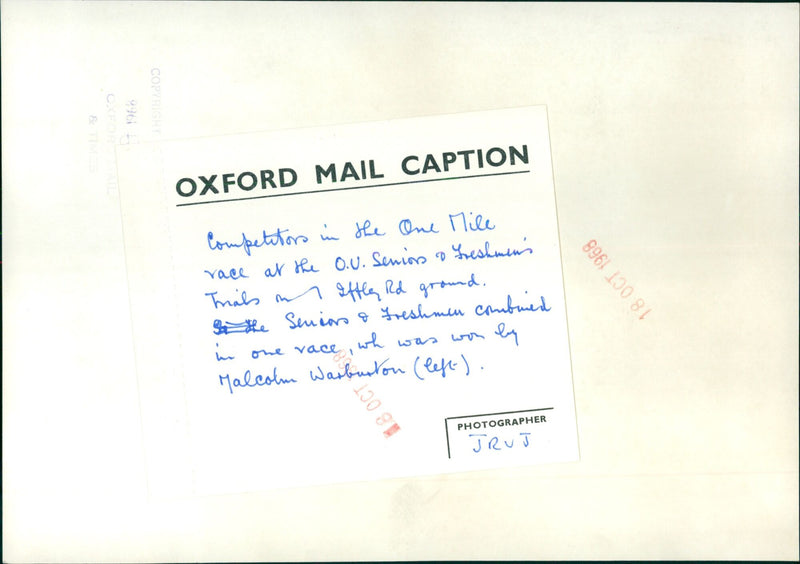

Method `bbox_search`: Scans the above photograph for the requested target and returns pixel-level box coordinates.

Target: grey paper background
[3,2,798,561]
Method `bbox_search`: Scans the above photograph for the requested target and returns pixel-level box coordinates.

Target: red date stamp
[332,349,402,438]
[582,239,652,320]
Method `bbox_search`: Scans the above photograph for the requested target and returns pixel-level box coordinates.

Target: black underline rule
[175,169,531,208]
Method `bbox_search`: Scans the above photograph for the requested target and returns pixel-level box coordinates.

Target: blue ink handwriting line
[276,285,323,303]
